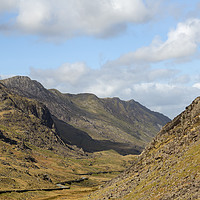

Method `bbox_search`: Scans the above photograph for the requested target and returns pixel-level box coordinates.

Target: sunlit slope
[89,97,200,200]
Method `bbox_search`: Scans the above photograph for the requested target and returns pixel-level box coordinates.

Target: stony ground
[89,97,200,200]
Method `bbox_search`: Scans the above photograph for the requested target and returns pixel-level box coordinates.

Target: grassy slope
[0,140,135,200]
[55,92,170,151]
[65,93,168,143]
[50,91,143,144]
[89,97,200,200]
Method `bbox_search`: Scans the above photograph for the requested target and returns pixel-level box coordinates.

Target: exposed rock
[0,130,17,145]
[0,82,77,154]
[39,174,52,183]
[89,97,200,199]
[25,155,37,163]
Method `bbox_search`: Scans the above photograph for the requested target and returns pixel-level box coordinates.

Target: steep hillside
[0,82,69,153]
[89,96,200,200]
[0,83,135,200]
[1,76,170,155]
[0,82,79,191]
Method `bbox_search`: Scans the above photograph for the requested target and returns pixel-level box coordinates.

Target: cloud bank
[106,18,200,66]
[0,0,157,39]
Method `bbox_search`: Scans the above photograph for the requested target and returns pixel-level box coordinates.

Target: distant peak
[0,76,48,99]
[1,76,43,87]
[5,75,31,81]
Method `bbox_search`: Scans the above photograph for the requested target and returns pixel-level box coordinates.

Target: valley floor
[0,147,135,200]
[0,185,96,200]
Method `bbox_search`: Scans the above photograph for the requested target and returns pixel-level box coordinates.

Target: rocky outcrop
[89,97,200,199]
[0,82,53,128]
[0,82,72,152]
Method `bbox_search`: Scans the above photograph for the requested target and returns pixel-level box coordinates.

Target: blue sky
[0,0,200,118]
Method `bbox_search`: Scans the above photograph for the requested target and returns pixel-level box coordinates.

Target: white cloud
[111,18,200,65]
[130,82,199,118]
[193,83,200,89]
[0,0,156,39]
[30,62,89,86]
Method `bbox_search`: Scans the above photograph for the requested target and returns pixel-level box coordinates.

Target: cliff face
[89,97,200,200]
[0,85,53,129]
[0,82,59,149]
[1,76,170,155]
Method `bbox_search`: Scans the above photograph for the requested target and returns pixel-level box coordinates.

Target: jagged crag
[0,82,67,151]
[89,97,200,199]
[0,76,170,155]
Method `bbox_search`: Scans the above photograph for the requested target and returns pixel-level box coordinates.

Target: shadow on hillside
[53,116,142,156]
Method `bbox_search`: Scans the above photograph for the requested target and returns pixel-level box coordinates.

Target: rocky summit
[1,76,170,155]
[89,96,200,200]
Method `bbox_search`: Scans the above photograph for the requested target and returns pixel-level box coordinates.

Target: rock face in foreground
[89,97,200,199]
[1,76,170,155]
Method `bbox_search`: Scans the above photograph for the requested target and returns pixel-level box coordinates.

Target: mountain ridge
[0,76,170,155]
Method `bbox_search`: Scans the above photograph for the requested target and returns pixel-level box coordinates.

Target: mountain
[89,96,200,199]
[0,82,67,152]
[1,76,170,155]
[0,82,80,191]
[0,82,136,200]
